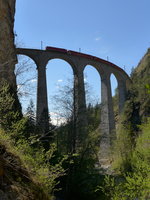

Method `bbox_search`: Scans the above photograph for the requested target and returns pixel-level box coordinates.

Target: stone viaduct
[16,47,130,157]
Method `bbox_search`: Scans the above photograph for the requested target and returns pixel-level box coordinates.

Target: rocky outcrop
[0,144,50,200]
[0,0,17,86]
[0,0,22,118]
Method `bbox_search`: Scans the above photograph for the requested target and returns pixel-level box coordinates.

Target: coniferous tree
[26,99,36,125]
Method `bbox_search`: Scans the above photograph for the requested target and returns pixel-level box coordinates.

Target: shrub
[100,119,150,200]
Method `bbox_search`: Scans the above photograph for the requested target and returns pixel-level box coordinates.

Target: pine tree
[26,99,36,125]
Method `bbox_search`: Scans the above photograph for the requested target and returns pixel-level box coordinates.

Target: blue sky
[14,0,150,117]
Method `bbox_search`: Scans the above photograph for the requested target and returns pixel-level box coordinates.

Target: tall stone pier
[100,73,115,160]
[36,58,49,133]
[73,65,87,152]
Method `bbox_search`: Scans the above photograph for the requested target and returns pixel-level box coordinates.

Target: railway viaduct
[16,47,130,159]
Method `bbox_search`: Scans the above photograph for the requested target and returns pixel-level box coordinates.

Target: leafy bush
[0,80,21,130]
[0,129,65,197]
[100,120,150,200]
[0,80,66,198]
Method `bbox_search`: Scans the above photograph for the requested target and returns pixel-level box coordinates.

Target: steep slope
[124,48,150,129]
[132,49,150,118]
[134,48,150,75]
[103,49,150,199]
[0,139,51,200]
[111,48,150,172]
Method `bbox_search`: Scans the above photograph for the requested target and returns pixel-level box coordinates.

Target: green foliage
[128,49,150,124]
[0,129,65,197]
[16,140,65,194]
[101,120,150,199]
[111,48,150,173]
[145,83,150,94]
[54,124,101,200]
[112,125,133,173]
[101,168,150,200]
[112,88,119,123]
[97,175,121,200]
[87,103,101,132]
[54,102,101,158]
[51,82,102,199]
[100,173,149,200]
[0,80,21,130]
[11,117,33,140]
[0,79,66,198]
[102,49,150,199]
[25,99,36,124]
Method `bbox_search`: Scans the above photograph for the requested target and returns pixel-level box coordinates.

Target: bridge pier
[36,61,49,134]
[100,74,115,161]
[73,69,87,152]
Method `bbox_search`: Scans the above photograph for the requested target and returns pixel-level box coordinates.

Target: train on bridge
[46,46,122,72]
[46,46,109,63]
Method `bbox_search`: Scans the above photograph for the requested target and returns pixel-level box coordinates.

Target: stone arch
[45,56,78,75]
[16,52,39,67]
[82,61,105,77]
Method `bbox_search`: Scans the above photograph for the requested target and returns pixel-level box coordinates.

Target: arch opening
[46,59,74,126]
[83,65,101,131]
[83,65,101,106]
[15,55,37,115]
[110,73,119,124]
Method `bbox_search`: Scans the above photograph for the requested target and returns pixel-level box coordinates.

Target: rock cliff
[0,0,17,86]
